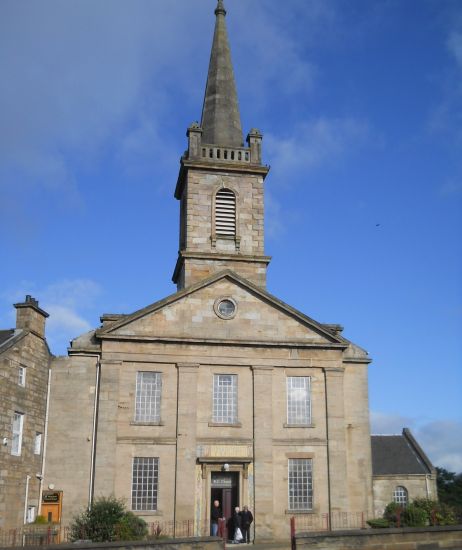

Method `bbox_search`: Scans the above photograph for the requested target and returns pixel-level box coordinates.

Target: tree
[69,496,148,542]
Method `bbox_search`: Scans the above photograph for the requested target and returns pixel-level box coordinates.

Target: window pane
[213,374,237,424]
[132,457,159,511]
[34,432,42,455]
[135,372,162,422]
[12,412,24,456]
[287,377,311,425]
[288,458,313,511]
[18,367,26,387]
[393,486,408,506]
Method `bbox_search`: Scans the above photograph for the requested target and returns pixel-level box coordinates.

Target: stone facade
[0,297,51,530]
[372,475,437,518]
[0,0,436,542]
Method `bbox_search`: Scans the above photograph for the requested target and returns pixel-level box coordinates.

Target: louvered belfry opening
[215,188,236,237]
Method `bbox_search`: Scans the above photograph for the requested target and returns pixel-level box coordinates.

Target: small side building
[0,296,52,530]
[371,428,437,517]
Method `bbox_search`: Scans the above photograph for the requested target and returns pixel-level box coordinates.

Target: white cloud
[447,31,462,69]
[371,411,462,473]
[2,278,101,354]
[265,117,371,186]
[439,180,462,197]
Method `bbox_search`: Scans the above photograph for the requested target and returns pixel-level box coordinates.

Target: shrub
[33,516,47,525]
[69,496,147,542]
[367,518,390,528]
[401,503,427,527]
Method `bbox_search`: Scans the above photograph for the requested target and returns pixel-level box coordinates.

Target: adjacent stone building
[0,0,437,542]
[371,429,437,517]
[0,297,51,530]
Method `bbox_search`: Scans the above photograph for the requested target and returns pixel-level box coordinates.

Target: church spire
[200,0,243,147]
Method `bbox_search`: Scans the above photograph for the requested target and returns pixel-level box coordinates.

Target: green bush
[69,496,147,542]
[33,516,47,525]
[383,501,403,527]
[401,503,427,527]
[115,511,148,541]
[366,518,390,528]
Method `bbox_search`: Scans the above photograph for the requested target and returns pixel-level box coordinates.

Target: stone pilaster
[252,366,273,541]
[324,367,349,513]
[175,363,199,524]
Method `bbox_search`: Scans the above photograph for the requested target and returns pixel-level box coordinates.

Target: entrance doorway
[210,471,239,521]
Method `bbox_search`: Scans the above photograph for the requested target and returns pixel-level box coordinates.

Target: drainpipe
[38,367,52,516]
[88,356,101,510]
[323,369,332,531]
[425,474,430,498]
[24,475,31,524]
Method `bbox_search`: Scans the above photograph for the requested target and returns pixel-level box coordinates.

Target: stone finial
[215,0,226,16]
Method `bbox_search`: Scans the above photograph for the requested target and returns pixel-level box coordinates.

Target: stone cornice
[95,333,348,350]
[175,158,270,199]
[172,251,272,284]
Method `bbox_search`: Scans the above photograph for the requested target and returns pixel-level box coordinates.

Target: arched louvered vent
[215,188,236,236]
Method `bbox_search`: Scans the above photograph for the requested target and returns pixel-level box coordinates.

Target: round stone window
[214,297,237,319]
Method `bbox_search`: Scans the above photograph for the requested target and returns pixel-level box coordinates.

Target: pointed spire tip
[215,0,226,17]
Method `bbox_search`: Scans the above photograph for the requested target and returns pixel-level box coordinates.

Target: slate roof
[371,429,434,476]
[0,329,15,348]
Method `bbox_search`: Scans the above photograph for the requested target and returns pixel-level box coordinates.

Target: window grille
[287,377,311,425]
[213,374,237,424]
[393,486,408,506]
[132,457,159,511]
[135,372,162,422]
[288,458,313,511]
[18,366,26,387]
[215,189,236,237]
[11,412,24,456]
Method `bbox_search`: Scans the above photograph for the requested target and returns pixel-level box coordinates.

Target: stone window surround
[211,183,241,250]
[286,376,312,426]
[18,365,26,387]
[287,454,314,514]
[212,373,238,425]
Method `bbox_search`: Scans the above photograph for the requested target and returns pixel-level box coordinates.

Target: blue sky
[1,0,461,472]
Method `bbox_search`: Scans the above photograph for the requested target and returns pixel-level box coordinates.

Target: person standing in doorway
[211,500,222,536]
[240,505,253,543]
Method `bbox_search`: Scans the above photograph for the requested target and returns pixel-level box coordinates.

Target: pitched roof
[0,329,15,347]
[371,428,435,476]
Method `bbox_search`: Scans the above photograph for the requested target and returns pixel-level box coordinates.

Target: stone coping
[295,524,462,539]
[1,537,223,550]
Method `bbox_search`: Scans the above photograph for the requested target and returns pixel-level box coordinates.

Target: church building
[0,0,437,542]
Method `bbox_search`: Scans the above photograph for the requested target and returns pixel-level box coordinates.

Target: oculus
[214,297,237,319]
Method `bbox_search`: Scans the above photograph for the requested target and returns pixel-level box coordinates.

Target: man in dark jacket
[240,505,253,543]
[211,500,222,536]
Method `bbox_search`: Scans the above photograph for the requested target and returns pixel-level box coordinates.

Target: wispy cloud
[2,278,102,354]
[439,180,462,197]
[265,117,371,186]
[371,411,462,473]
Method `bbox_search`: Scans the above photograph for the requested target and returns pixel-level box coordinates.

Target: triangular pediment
[96,271,345,347]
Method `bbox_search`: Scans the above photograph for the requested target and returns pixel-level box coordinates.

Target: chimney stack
[14,295,49,338]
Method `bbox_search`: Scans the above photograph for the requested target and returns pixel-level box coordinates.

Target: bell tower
[172,0,271,290]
